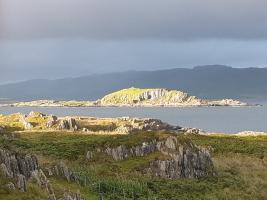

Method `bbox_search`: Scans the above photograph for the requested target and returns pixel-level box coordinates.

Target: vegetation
[0,113,267,199]
[0,128,267,199]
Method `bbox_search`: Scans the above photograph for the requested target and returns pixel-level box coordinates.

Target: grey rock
[105,145,129,161]
[164,136,178,150]
[86,151,93,161]
[149,141,214,179]
[31,169,57,198]
[20,115,33,130]
[0,148,38,178]
[62,191,85,200]
[6,182,16,191]
[57,161,78,183]
[0,163,12,177]
[104,136,214,179]
[17,174,27,192]
[46,115,58,128]
[59,118,78,130]
[105,140,157,160]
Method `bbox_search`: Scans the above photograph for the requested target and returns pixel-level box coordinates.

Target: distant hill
[0,65,267,101]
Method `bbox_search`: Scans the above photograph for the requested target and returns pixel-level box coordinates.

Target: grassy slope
[0,131,267,200]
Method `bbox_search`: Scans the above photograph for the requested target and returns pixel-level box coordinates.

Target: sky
[1,0,267,84]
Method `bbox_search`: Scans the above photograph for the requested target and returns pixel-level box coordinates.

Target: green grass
[0,131,174,160]
[1,131,267,199]
[183,134,267,157]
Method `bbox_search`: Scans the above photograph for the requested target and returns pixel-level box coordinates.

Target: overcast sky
[1,0,267,83]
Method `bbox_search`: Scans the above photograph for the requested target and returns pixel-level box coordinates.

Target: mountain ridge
[1,65,267,101]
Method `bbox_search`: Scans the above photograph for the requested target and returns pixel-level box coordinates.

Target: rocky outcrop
[114,118,181,134]
[104,136,214,179]
[31,169,57,200]
[149,146,213,179]
[105,140,158,161]
[20,116,33,130]
[0,148,39,193]
[17,174,27,192]
[62,191,85,200]
[46,115,58,128]
[59,118,79,131]
[0,148,38,179]
[181,127,204,135]
[45,162,79,183]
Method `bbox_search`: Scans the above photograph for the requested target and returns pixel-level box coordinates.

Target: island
[5,87,250,107]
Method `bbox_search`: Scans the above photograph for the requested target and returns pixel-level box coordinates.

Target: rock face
[149,146,213,179]
[104,136,214,179]
[0,148,39,193]
[105,140,158,161]
[0,148,38,179]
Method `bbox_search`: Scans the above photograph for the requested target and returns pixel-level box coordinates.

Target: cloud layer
[1,0,267,40]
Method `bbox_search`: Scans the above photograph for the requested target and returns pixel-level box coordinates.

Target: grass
[1,131,267,199]
[0,131,174,160]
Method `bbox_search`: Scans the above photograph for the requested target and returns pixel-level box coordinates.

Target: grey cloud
[1,0,267,40]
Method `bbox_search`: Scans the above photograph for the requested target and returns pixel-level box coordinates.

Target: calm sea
[1,105,267,133]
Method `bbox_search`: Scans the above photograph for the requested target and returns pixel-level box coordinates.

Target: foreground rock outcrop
[0,148,85,199]
[104,136,214,179]
[0,148,38,179]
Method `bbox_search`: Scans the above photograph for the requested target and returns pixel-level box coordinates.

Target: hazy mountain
[1,65,267,101]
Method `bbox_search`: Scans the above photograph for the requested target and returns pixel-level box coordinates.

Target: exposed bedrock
[104,136,214,179]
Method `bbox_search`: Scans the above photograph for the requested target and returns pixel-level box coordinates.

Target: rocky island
[6,87,249,108]
[0,111,266,199]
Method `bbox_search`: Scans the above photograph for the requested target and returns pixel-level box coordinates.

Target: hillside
[0,112,266,199]
[99,87,247,106]
[1,65,267,101]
